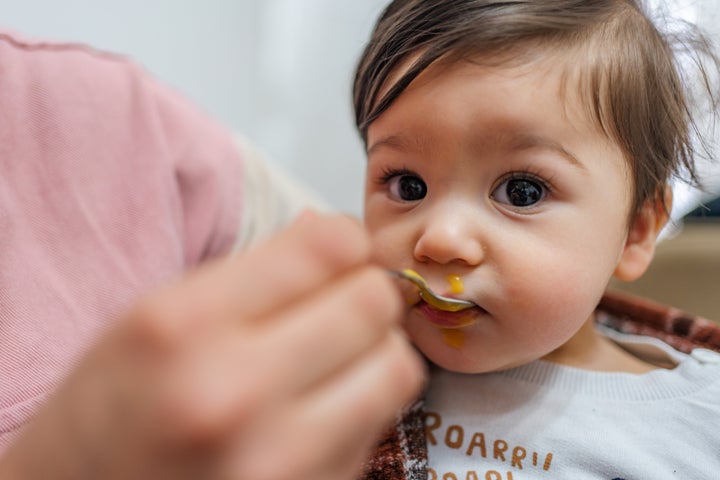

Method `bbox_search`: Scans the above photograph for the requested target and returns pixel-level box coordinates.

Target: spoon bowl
[390,269,476,312]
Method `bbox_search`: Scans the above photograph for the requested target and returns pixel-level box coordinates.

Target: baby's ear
[613,189,671,282]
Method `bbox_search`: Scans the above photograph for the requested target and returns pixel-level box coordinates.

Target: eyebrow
[507,133,586,171]
[367,134,430,157]
[367,131,586,171]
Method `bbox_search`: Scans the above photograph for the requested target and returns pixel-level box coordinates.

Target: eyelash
[497,168,554,195]
[377,166,418,185]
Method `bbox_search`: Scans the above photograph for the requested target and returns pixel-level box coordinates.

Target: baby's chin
[404,313,549,373]
[412,334,539,374]
[412,340,495,374]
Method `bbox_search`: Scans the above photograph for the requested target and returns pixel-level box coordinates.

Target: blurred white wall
[0,0,717,217]
[647,0,720,220]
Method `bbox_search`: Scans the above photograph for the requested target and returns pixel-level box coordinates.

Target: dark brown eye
[492,177,545,207]
[389,175,427,201]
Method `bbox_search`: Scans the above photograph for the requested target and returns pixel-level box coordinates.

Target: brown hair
[352,0,719,215]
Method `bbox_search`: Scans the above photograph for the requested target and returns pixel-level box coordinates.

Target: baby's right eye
[387,174,427,202]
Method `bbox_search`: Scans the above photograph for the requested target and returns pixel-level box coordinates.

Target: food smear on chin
[446,274,464,294]
[441,328,465,349]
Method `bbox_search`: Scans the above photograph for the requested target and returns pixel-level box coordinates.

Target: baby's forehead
[389,45,613,133]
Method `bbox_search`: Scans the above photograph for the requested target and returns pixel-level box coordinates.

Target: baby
[354,1,720,478]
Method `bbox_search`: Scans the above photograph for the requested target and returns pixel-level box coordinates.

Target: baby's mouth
[415,300,485,329]
[392,269,475,312]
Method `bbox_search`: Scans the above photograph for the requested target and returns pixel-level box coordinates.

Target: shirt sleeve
[232,135,332,250]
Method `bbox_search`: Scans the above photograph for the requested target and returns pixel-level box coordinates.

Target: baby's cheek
[535,269,602,328]
[367,232,391,264]
[510,262,596,327]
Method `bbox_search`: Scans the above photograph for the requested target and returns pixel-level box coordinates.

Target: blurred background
[0,0,390,215]
[1,0,718,318]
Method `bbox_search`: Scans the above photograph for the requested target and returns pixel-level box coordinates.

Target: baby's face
[363,56,634,373]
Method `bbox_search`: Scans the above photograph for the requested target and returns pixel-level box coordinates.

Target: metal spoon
[390,269,476,312]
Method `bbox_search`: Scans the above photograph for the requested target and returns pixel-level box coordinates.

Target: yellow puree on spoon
[442,274,466,349]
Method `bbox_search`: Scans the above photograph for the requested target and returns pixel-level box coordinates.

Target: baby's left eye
[491,177,546,207]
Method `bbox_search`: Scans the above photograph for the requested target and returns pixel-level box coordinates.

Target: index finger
[141,212,373,334]
[124,212,370,346]
[229,211,373,319]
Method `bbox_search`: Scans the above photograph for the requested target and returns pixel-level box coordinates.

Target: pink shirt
[0,31,243,449]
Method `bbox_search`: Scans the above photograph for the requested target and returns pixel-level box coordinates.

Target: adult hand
[0,212,425,480]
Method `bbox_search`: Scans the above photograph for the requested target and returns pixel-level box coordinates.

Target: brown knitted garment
[597,290,720,353]
[361,400,428,480]
[359,290,720,480]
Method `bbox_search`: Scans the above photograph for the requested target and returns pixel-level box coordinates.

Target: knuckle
[301,214,371,271]
[124,294,179,351]
[154,365,256,445]
[345,267,403,327]
[124,283,218,354]
[349,337,425,425]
